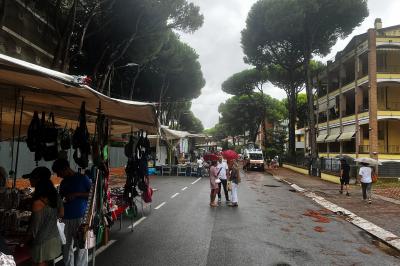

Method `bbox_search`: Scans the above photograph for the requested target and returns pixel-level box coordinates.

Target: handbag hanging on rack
[41,112,59,161]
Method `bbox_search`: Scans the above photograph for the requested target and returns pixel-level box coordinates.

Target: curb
[270,174,400,252]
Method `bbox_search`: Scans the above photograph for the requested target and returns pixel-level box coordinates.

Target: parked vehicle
[243,149,264,171]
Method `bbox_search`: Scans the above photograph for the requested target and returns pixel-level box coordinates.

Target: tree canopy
[242,0,368,160]
[217,93,286,143]
[221,68,268,96]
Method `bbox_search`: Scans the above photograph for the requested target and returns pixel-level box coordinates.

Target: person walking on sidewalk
[209,160,219,207]
[340,159,351,196]
[217,157,230,204]
[228,160,240,207]
[52,159,92,266]
[358,162,373,204]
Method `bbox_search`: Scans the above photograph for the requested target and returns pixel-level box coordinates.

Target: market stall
[148,126,206,176]
[0,53,158,265]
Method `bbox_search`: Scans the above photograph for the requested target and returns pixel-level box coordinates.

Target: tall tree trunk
[129,66,142,100]
[287,90,297,161]
[304,53,317,161]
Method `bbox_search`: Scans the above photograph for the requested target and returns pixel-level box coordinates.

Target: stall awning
[0,53,158,139]
[325,134,341,143]
[316,134,328,143]
[338,131,356,141]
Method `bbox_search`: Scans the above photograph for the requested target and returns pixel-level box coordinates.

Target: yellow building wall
[282,164,309,175]
[321,173,340,184]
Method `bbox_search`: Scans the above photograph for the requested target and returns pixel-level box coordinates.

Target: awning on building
[325,134,341,143]
[338,131,356,141]
[316,134,328,143]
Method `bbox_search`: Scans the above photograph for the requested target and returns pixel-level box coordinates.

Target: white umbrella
[354,157,382,166]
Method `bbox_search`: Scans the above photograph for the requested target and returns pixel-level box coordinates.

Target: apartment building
[0,0,60,67]
[311,19,400,175]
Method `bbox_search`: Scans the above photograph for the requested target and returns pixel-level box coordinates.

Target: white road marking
[191,178,201,184]
[54,240,117,263]
[128,216,147,229]
[154,202,166,210]
[171,193,179,198]
[182,186,188,191]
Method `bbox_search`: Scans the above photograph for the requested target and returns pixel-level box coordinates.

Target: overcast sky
[180,0,400,129]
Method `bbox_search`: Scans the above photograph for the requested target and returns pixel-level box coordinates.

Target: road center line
[171,193,179,198]
[191,178,201,184]
[182,186,188,191]
[128,216,146,229]
[154,202,166,210]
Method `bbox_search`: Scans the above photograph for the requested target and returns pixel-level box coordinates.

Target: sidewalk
[266,168,400,238]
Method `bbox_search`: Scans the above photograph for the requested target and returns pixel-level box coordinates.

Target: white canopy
[0,53,158,140]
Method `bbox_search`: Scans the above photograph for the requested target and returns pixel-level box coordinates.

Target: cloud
[181,0,400,129]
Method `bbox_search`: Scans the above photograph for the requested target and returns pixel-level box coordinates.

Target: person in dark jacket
[340,159,351,196]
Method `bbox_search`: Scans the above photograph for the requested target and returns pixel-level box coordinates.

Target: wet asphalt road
[96,171,400,266]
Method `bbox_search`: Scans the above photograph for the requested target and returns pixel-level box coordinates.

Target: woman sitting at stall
[26,167,63,266]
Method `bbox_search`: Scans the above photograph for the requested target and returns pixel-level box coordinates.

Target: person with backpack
[358,162,374,204]
[52,159,92,266]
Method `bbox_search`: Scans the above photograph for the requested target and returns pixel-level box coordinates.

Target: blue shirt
[59,173,92,219]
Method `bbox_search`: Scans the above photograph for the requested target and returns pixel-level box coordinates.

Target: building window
[363,128,369,139]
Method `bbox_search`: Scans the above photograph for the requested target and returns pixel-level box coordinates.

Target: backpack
[73,102,90,168]
[26,111,42,152]
[59,124,71,150]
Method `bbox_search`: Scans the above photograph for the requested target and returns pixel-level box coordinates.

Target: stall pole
[10,90,19,187]
[0,100,3,141]
[13,96,24,188]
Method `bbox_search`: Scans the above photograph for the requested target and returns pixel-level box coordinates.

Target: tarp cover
[316,134,328,143]
[0,54,158,140]
[325,134,341,143]
[338,131,356,141]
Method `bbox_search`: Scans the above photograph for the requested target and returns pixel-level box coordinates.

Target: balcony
[358,105,369,113]
[359,145,400,154]
[377,65,400,73]
[385,102,400,111]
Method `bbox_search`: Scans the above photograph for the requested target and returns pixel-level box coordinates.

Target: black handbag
[41,112,59,161]
[26,111,42,152]
[59,124,71,150]
[73,102,90,168]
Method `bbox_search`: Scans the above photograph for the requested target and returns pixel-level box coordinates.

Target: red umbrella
[203,153,219,161]
[221,150,239,161]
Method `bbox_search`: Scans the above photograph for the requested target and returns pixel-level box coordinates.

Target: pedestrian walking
[209,160,219,207]
[52,159,92,266]
[197,157,204,177]
[228,160,240,207]
[339,159,351,196]
[358,162,373,204]
[217,157,230,204]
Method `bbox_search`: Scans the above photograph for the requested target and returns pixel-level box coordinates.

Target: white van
[244,149,264,171]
